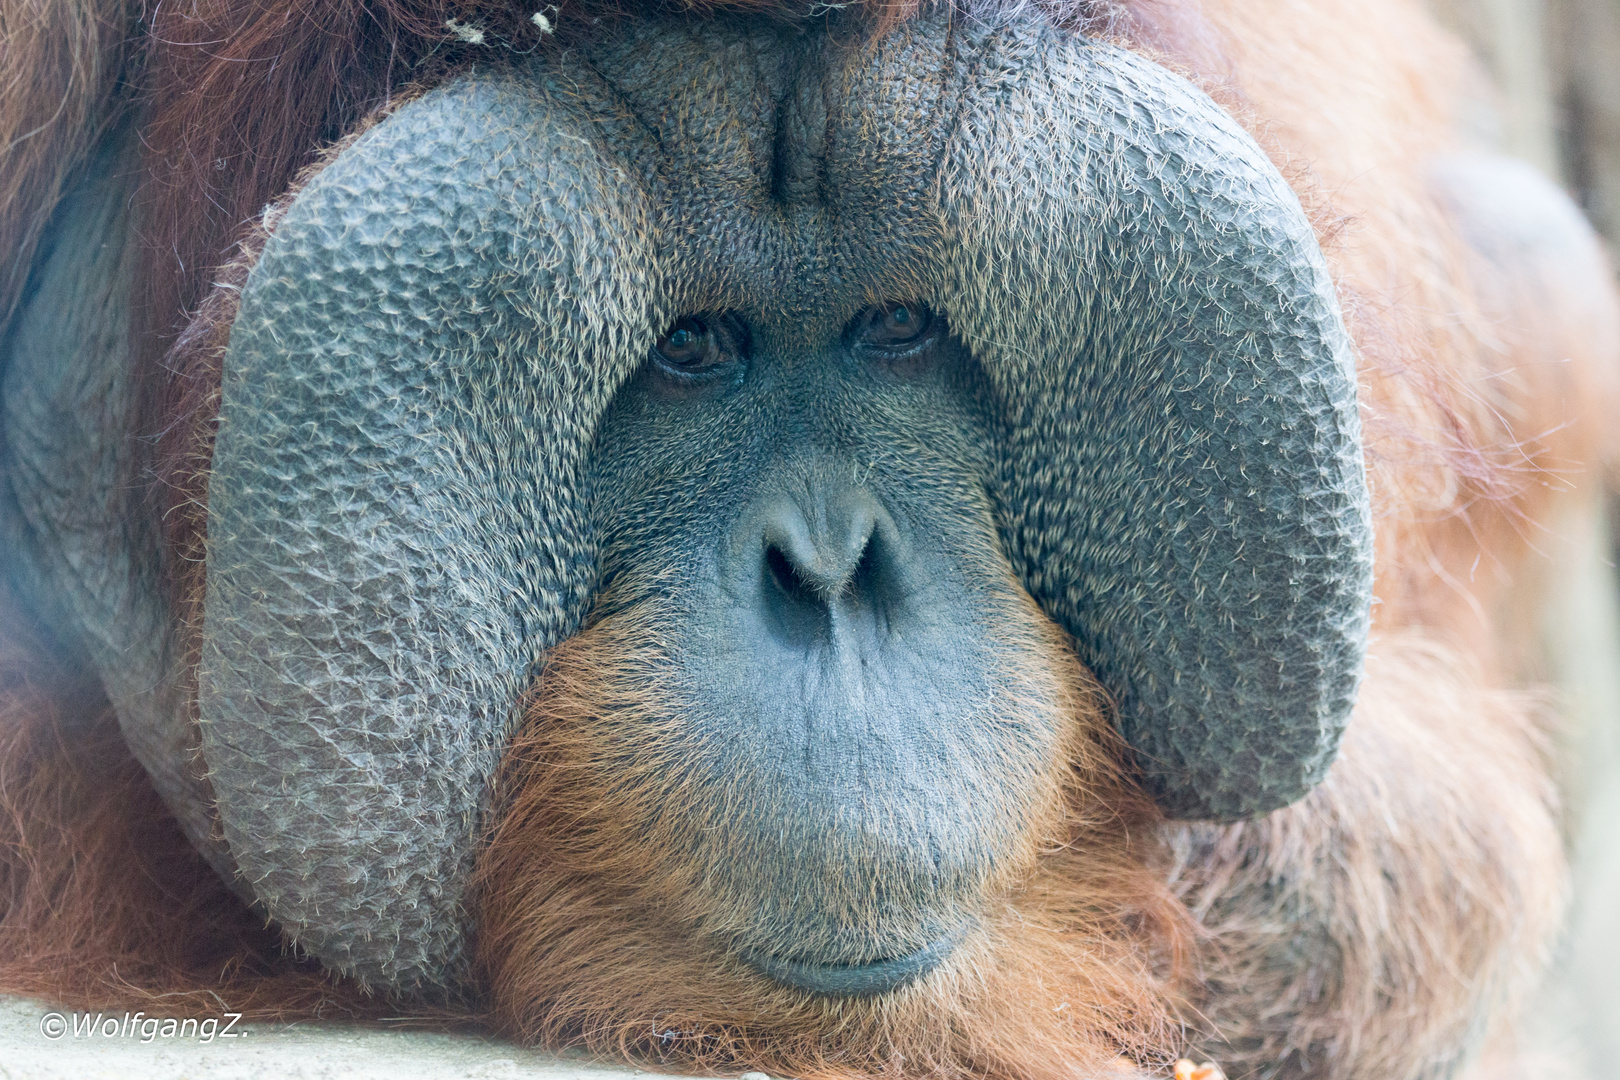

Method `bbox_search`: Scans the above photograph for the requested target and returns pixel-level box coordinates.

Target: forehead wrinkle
[582,14,961,330]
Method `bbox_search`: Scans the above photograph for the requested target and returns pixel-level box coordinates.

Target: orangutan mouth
[744,927,968,997]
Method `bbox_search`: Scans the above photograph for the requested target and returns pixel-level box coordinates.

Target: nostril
[762,541,832,645]
[766,544,818,605]
[751,494,897,638]
[847,533,879,603]
[767,533,876,605]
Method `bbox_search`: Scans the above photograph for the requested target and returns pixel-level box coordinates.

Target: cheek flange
[196,7,1371,996]
[938,23,1372,820]
[199,78,652,989]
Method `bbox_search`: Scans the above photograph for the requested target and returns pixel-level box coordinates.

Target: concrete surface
[0,995,679,1080]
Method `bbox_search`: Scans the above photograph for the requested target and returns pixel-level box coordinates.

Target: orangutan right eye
[654,316,724,372]
[857,302,935,348]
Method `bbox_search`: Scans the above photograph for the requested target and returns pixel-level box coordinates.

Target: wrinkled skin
[177,13,1368,986]
[1,1,1616,1079]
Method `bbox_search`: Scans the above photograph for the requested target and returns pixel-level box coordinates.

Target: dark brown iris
[859,302,933,347]
[654,316,722,371]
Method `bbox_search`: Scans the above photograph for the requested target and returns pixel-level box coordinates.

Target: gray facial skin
[587,310,1060,994]
[1,9,1370,993]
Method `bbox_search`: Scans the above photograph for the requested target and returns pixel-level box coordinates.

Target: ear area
[199,75,654,989]
[938,23,1372,820]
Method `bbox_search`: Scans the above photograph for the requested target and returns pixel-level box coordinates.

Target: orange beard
[471,594,1193,1079]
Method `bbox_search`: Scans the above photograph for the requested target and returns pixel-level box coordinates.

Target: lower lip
[745,928,966,996]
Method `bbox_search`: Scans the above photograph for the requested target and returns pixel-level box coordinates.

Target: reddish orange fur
[0,0,1614,1075]
[0,0,131,332]
[1169,637,1565,1077]
[474,589,1189,1076]
[0,581,382,1018]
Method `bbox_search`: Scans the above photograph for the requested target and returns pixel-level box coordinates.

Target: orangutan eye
[857,302,934,348]
[654,316,723,371]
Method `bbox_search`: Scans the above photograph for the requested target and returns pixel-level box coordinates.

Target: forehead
[551,14,971,339]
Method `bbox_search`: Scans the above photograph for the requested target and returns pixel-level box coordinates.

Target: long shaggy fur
[0,0,1611,1075]
[0,579,380,1017]
[468,601,1565,1080]
[0,0,131,331]
[1172,638,1565,1079]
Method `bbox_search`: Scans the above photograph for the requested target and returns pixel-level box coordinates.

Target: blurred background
[1430,0,1619,255]
[1425,0,1620,1073]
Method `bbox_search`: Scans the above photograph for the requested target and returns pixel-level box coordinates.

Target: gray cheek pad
[200,78,657,990]
[195,11,1369,991]
[935,26,1371,820]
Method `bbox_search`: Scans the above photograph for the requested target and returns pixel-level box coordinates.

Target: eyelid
[855,302,935,348]
[650,313,745,379]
